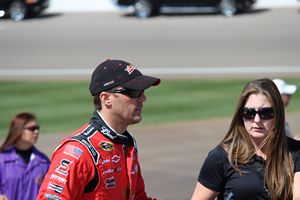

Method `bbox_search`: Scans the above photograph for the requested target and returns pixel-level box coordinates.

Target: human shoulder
[54,140,90,161]
[53,124,96,155]
[294,151,300,172]
[287,136,300,153]
[0,146,17,162]
[201,145,229,175]
[207,145,228,160]
[198,145,228,192]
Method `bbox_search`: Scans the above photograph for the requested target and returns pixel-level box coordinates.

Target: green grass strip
[1,79,300,137]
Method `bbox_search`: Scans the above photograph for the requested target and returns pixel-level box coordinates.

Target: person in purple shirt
[0,112,50,200]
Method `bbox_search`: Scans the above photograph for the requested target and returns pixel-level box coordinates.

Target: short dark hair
[93,94,102,110]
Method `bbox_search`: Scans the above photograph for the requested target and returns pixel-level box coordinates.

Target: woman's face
[16,120,40,149]
[243,93,275,145]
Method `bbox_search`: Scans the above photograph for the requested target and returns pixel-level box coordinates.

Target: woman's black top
[198,137,300,200]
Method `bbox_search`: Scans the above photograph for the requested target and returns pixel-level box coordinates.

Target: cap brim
[123,75,160,90]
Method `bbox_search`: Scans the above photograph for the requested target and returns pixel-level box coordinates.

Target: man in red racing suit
[37,59,160,200]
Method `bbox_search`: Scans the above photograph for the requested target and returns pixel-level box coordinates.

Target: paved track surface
[0,8,300,78]
[1,7,300,200]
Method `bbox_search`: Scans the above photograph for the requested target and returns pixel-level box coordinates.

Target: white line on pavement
[1,66,300,76]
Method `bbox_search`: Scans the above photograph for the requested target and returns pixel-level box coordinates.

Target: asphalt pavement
[0,7,300,80]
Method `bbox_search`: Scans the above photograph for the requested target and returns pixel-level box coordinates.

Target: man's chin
[131,116,142,125]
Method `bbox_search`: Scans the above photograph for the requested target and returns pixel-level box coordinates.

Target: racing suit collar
[89,110,134,146]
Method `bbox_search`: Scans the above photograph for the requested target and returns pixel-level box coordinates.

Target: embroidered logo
[63,144,83,159]
[55,159,72,176]
[103,80,115,87]
[103,167,122,175]
[47,182,64,194]
[50,174,67,184]
[99,141,114,151]
[125,64,136,75]
[44,193,61,200]
[105,177,116,189]
[111,155,120,163]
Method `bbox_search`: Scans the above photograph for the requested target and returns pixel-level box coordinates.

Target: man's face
[110,87,147,126]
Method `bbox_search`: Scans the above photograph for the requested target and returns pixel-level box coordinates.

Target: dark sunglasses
[24,125,40,132]
[109,88,144,98]
[241,107,274,120]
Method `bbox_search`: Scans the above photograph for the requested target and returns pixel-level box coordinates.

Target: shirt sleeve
[197,146,227,192]
[37,141,96,200]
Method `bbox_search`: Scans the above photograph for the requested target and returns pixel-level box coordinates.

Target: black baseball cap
[89,59,161,96]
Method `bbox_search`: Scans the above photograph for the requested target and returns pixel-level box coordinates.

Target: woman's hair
[220,78,294,200]
[0,112,37,152]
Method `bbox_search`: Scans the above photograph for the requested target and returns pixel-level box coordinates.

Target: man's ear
[100,92,113,107]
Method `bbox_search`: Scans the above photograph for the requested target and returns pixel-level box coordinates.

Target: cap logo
[125,64,136,75]
[104,80,115,87]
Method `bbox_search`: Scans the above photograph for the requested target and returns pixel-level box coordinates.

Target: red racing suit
[37,111,155,200]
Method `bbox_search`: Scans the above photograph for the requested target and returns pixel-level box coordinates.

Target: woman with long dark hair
[0,112,50,200]
[191,78,300,200]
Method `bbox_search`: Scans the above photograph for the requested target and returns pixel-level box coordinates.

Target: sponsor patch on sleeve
[63,144,83,159]
[44,193,61,200]
[47,182,64,194]
[55,159,72,176]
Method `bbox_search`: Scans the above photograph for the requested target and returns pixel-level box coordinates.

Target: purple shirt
[0,145,50,200]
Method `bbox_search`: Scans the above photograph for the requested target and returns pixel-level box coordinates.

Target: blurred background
[46,0,299,12]
[1,0,300,199]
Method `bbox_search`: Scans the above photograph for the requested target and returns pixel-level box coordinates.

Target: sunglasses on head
[24,125,40,132]
[109,87,144,98]
[241,107,274,120]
